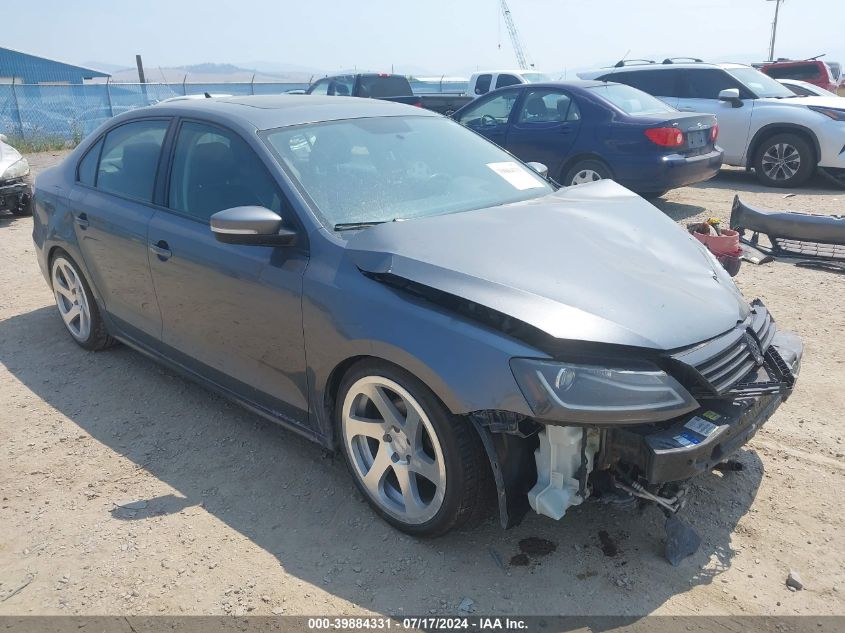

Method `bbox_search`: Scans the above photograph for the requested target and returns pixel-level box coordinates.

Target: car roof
[142,94,439,130]
[579,61,749,78]
[471,69,546,75]
[491,79,607,90]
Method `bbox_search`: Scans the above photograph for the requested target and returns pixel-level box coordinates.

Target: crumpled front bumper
[600,330,803,484]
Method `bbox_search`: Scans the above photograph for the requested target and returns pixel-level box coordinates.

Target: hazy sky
[5,0,844,75]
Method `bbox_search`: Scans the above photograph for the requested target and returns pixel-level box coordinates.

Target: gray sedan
[32,96,802,541]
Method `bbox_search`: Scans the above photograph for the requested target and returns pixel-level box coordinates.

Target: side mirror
[526,162,549,179]
[210,206,297,246]
[718,88,743,107]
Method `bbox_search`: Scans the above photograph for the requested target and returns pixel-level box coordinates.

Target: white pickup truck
[467,69,553,96]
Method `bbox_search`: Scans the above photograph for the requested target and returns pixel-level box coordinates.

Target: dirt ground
[1,151,844,617]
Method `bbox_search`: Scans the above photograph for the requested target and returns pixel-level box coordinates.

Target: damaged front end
[472,301,802,563]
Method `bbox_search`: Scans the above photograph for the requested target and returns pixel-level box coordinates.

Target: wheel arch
[558,153,614,183]
[745,123,820,169]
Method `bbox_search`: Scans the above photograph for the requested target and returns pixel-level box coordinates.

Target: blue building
[0,47,110,84]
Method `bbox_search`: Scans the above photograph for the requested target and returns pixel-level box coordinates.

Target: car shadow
[649,199,707,222]
[702,168,843,195]
[0,306,765,616]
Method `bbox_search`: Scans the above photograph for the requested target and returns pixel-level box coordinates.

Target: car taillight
[710,123,719,142]
[645,127,684,147]
[414,101,423,108]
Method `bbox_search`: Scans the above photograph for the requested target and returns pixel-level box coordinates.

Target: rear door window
[96,120,169,203]
[474,74,492,95]
[495,74,522,89]
[764,63,821,81]
[517,89,574,123]
[599,69,681,97]
[167,121,283,222]
[358,76,413,98]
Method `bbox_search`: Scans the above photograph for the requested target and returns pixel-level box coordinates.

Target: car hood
[759,95,844,108]
[345,180,750,351]
[0,141,23,176]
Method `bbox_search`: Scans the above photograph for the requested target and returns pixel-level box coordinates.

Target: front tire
[753,133,815,188]
[50,251,115,350]
[336,359,492,536]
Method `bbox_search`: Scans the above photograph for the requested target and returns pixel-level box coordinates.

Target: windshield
[588,83,676,116]
[522,73,552,83]
[726,67,795,98]
[264,116,552,228]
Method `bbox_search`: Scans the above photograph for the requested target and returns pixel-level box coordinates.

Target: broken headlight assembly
[510,358,698,424]
[1,158,30,182]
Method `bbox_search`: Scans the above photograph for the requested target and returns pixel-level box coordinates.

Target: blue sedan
[452,80,723,197]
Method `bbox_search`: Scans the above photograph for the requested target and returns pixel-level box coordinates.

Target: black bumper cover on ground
[603,330,803,484]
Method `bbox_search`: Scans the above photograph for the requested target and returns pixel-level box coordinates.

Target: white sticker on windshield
[486,161,545,190]
[684,416,719,437]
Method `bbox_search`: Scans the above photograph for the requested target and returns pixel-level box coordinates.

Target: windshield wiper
[333,221,389,231]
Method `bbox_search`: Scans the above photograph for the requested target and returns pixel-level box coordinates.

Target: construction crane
[499,0,533,69]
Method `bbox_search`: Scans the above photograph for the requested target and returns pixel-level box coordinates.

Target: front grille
[774,238,845,262]
[671,302,775,395]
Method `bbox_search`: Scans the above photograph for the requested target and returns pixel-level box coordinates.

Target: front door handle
[149,240,172,261]
[75,213,89,229]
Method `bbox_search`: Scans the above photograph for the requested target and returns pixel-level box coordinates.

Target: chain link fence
[0,79,469,146]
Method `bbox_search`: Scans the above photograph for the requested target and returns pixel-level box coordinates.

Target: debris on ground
[458,597,475,613]
[664,515,702,566]
[509,553,529,567]
[518,537,557,556]
[597,531,618,558]
[787,570,804,591]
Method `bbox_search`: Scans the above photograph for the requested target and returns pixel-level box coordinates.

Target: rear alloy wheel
[564,159,610,187]
[754,133,815,188]
[50,252,115,350]
[336,361,492,536]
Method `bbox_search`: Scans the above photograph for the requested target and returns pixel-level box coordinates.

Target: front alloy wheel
[342,376,447,525]
[336,360,492,536]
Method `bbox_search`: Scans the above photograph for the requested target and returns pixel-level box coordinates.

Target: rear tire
[50,250,116,351]
[335,359,493,537]
[563,159,611,187]
[753,132,815,188]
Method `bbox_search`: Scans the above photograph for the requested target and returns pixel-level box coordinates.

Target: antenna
[603,50,631,82]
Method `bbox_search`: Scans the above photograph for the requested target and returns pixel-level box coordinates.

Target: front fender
[303,239,540,445]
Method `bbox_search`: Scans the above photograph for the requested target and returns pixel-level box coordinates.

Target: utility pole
[766,0,784,61]
[135,54,146,83]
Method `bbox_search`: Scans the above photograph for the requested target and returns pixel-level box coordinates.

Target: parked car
[580,60,845,187]
[777,79,841,98]
[452,80,722,197]
[760,59,838,93]
[32,96,803,540]
[467,69,553,96]
[305,73,471,115]
[0,133,32,217]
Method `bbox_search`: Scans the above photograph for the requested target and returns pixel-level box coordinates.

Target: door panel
[147,212,309,421]
[69,119,169,338]
[676,69,754,164]
[505,88,582,175]
[148,120,309,424]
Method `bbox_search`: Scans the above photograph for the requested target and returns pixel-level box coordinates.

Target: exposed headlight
[510,358,698,424]
[2,158,30,181]
[808,106,845,121]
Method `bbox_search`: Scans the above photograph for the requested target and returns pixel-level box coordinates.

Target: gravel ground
[1,151,843,617]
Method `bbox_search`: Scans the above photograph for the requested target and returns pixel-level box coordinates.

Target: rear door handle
[74,213,89,229]
[679,107,696,112]
[149,240,172,261]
